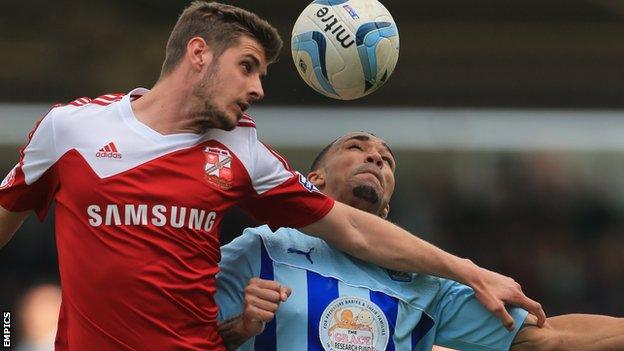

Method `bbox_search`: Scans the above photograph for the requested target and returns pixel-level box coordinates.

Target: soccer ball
[291,0,400,100]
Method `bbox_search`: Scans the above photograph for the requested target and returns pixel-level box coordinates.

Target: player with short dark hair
[161,1,282,77]
[0,2,543,350]
[216,132,624,351]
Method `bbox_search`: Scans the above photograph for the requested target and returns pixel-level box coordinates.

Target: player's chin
[227,107,244,128]
[354,175,384,193]
[216,110,239,131]
[352,183,381,205]
[221,121,237,131]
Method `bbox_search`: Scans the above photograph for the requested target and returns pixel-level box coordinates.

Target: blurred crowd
[392,152,624,316]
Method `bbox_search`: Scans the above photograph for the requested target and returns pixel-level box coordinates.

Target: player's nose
[249,76,264,102]
[365,151,383,168]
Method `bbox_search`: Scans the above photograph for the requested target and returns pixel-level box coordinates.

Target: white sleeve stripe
[251,141,293,195]
[261,141,293,172]
[21,108,60,185]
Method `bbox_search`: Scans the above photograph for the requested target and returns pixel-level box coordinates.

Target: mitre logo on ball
[204,146,233,190]
[291,0,400,100]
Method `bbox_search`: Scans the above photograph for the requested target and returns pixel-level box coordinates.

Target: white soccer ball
[291,0,400,100]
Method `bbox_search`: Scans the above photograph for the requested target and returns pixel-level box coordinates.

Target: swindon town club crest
[203,147,233,189]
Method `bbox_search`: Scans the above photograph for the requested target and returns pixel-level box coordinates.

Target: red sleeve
[240,173,335,230]
[0,163,58,220]
[0,110,60,220]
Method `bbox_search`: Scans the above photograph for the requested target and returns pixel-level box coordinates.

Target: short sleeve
[216,228,263,321]
[238,129,334,230]
[432,280,528,351]
[0,108,60,220]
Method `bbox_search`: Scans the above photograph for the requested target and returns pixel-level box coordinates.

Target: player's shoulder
[244,224,272,235]
[52,93,125,112]
[222,225,271,249]
[258,226,324,251]
[228,225,325,261]
[232,225,303,245]
[219,225,272,263]
[24,93,125,144]
[48,93,125,125]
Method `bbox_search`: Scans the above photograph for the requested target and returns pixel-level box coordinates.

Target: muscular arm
[0,205,29,248]
[303,201,470,282]
[302,201,545,329]
[512,314,624,351]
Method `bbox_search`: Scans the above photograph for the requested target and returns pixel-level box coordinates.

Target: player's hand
[240,278,291,337]
[467,265,546,331]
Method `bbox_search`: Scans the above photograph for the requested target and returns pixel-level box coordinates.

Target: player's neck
[131,76,199,135]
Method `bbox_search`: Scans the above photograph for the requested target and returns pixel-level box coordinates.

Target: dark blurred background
[2,0,624,107]
[1,0,624,347]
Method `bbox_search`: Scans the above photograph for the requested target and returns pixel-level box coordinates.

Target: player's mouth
[237,102,249,113]
[355,168,383,188]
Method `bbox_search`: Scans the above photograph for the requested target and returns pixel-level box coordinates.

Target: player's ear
[380,203,390,219]
[307,170,326,190]
[187,37,213,72]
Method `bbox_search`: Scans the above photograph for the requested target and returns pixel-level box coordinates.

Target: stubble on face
[190,59,238,133]
[352,184,380,205]
[324,133,395,216]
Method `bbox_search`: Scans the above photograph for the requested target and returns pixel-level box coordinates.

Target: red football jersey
[0,89,334,350]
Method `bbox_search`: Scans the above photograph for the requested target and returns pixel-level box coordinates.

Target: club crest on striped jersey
[0,164,18,190]
[319,296,389,351]
[204,146,233,190]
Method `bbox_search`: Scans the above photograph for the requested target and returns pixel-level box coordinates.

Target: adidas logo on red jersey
[96,142,122,159]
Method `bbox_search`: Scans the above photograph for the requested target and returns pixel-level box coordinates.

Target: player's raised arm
[0,206,29,248]
[301,201,546,331]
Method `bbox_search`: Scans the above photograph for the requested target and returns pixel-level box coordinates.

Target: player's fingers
[248,278,290,300]
[505,289,544,325]
[519,296,546,327]
[491,302,515,331]
[246,304,277,323]
[522,313,539,327]
[278,285,292,302]
[248,277,283,289]
[246,294,281,312]
[245,284,282,302]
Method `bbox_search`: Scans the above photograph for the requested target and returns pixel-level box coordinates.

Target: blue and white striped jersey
[216,225,527,351]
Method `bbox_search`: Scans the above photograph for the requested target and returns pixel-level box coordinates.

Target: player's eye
[241,62,252,74]
[382,157,394,167]
[348,144,363,151]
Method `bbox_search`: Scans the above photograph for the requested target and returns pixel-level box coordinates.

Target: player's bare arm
[218,278,291,351]
[511,313,624,351]
[302,201,546,331]
[0,205,29,248]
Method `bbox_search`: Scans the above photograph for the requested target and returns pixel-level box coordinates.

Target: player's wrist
[452,258,482,288]
[218,315,259,350]
[240,314,265,338]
